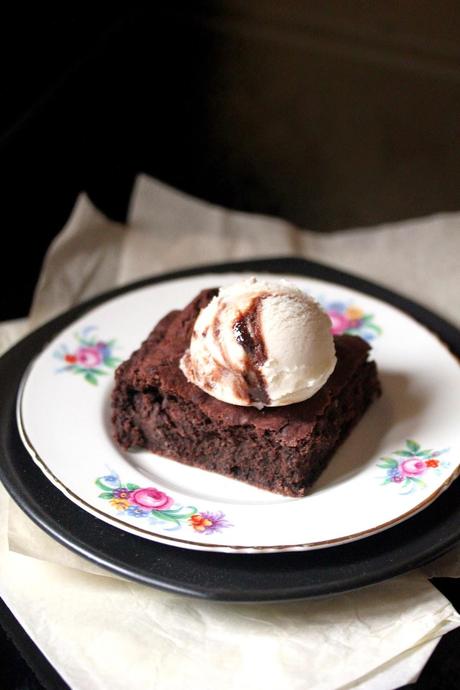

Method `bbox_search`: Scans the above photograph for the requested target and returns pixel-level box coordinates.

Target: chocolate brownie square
[112,288,381,496]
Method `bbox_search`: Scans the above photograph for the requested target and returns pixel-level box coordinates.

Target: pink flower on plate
[400,458,426,477]
[130,487,174,511]
[328,311,350,336]
[76,346,103,368]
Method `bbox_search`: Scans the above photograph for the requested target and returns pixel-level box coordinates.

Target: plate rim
[1,256,459,601]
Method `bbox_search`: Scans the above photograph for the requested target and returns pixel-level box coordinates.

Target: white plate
[17,272,460,553]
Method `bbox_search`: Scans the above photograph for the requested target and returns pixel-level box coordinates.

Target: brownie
[112,288,381,496]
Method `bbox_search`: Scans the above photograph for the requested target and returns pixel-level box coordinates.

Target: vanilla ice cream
[180,277,337,408]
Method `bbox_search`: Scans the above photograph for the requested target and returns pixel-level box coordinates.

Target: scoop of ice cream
[179,277,337,408]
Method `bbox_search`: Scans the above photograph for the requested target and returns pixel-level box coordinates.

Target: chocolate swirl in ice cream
[232,297,270,406]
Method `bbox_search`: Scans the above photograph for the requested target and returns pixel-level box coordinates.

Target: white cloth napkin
[1,174,460,690]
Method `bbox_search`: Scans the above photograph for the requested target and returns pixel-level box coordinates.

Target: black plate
[1,257,459,602]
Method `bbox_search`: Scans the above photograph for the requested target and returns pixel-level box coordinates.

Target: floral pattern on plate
[321,300,382,342]
[54,326,121,385]
[377,440,450,494]
[96,472,232,533]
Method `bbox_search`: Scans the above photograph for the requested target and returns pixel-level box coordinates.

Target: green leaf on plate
[378,457,399,467]
[104,357,121,368]
[406,440,421,453]
[84,372,98,385]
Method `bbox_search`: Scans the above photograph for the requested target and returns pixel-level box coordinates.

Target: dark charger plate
[0,257,459,602]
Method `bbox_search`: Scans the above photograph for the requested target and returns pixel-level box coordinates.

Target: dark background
[2,3,460,319]
[1,5,460,688]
